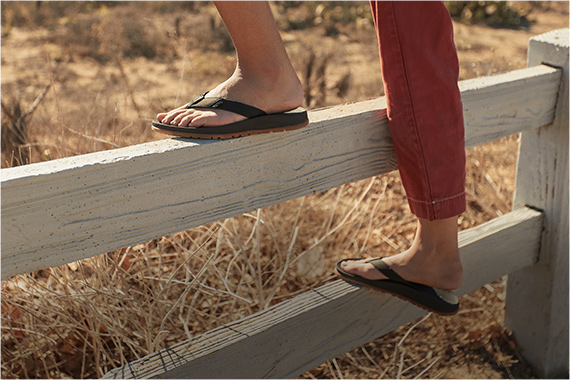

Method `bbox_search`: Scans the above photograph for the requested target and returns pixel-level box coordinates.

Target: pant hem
[408,192,466,221]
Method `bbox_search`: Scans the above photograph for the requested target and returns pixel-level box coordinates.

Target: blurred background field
[1,1,568,379]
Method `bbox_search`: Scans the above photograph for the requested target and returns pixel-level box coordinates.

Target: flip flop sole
[335,260,459,316]
[152,108,309,140]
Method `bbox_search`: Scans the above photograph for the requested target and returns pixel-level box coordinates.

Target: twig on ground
[413,356,440,379]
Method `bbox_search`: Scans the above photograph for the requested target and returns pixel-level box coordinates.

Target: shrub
[445,1,529,28]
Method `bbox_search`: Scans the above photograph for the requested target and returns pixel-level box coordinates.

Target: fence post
[505,28,569,378]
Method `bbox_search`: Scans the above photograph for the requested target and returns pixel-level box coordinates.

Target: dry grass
[2,2,568,379]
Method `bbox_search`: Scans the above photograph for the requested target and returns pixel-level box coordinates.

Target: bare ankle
[217,67,302,112]
[390,248,463,290]
[395,216,463,289]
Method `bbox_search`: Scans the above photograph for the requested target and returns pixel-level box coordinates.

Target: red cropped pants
[370,1,466,221]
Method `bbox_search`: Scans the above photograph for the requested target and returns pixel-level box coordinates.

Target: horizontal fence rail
[102,207,543,379]
[1,64,561,281]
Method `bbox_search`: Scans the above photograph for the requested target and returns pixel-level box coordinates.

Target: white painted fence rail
[101,207,543,379]
[0,64,561,281]
[2,29,568,378]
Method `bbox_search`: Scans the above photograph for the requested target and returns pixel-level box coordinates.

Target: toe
[188,114,209,127]
[178,114,195,127]
[340,259,365,274]
[170,115,183,125]
[169,110,194,126]
[164,108,188,125]
[161,113,175,125]
[341,260,384,280]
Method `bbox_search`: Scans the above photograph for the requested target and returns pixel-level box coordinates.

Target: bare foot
[157,65,303,128]
[340,217,464,290]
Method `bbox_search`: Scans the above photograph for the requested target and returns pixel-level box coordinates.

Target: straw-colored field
[1,2,568,379]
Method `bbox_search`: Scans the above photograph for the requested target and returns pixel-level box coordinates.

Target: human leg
[157,1,303,128]
[373,1,466,220]
[339,2,466,295]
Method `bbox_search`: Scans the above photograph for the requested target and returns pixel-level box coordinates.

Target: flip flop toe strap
[368,257,409,285]
[185,93,266,119]
[368,257,459,306]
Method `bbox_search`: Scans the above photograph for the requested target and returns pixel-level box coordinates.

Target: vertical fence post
[505,29,569,378]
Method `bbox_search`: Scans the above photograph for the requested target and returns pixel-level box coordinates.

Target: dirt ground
[1,2,569,379]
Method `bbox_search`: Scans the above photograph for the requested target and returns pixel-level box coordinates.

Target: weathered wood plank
[102,207,543,379]
[505,28,569,378]
[460,64,561,147]
[1,101,394,281]
[1,65,560,280]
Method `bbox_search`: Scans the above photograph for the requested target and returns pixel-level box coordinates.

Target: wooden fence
[2,29,568,378]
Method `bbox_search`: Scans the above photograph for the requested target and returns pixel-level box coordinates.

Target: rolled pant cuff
[407,192,466,221]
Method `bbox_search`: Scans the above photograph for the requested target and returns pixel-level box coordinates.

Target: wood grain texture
[460,64,561,147]
[1,65,560,280]
[102,207,543,379]
[1,100,394,280]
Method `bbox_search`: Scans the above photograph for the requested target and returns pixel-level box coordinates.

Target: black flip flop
[152,93,309,139]
[336,257,459,315]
